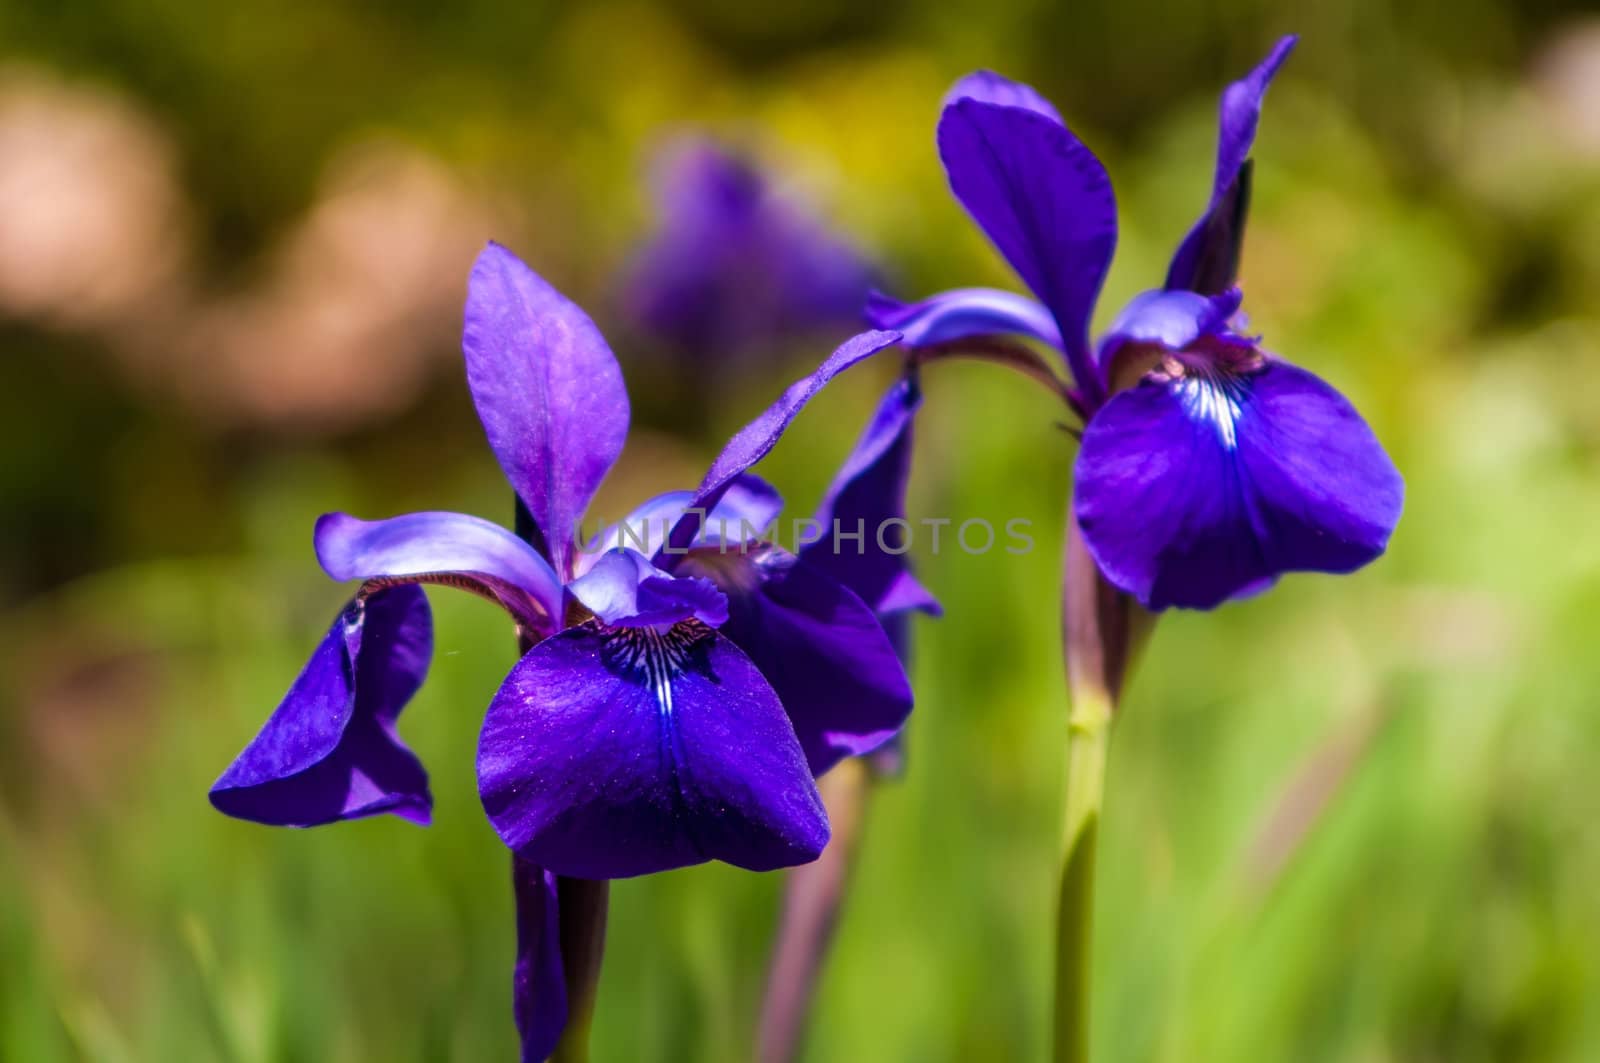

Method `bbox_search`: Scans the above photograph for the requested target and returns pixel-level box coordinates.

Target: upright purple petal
[210,587,433,827]
[678,547,913,775]
[464,243,629,575]
[662,329,903,555]
[943,70,1064,124]
[315,511,563,636]
[937,94,1117,402]
[864,288,1062,350]
[512,858,568,1063]
[567,549,729,628]
[1074,359,1402,610]
[1165,36,1297,294]
[802,377,939,618]
[477,625,828,879]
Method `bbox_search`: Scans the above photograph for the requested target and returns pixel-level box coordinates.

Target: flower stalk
[1055,517,1140,1063]
[550,877,610,1063]
[1053,688,1109,1063]
[756,757,873,1063]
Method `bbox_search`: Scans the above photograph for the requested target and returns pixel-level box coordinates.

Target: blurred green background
[5,1,1600,1060]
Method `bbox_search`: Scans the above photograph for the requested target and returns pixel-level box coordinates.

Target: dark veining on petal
[357,573,550,639]
[597,619,717,862]
[599,620,711,717]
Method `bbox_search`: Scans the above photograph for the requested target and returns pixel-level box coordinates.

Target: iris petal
[464,243,629,574]
[567,549,728,628]
[512,858,568,1063]
[943,70,1064,124]
[1097,288,1244,366]
[803,377,939,619]
[678,547,913,775]
[210,587,433,827]
[582,474,783,562]
[1074,359,1402,610]
[936,94,1117,401]
[315,510,563,635]
[863,288,1062,350]
[477,625,828,879]
[1166,36,1297,294]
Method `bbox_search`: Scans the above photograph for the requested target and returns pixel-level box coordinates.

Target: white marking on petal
[601,622,708,717]
[1173,370,1247,449]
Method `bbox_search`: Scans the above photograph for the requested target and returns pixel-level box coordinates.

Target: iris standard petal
[802,377,939,618]
[315,511,563,635]
[1074,359,1403,610]
[464,243,629,575]
[512,857,568,1063]
[1165,36,1297,294]
[567,549,729,628]
[477,624,828,879]
[937,96,1116,402]
[863,287,1063,350]
[662,329,903,554]
[943,70,1064,124]
[210,587,433,827]
[677,547,913,775]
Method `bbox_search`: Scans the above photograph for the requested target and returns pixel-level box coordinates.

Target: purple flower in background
[870,37,1403,610]
[623,138,877,361]
[211,241,909,1059]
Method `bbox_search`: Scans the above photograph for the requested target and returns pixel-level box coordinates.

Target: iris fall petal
[477,625,828,879]
[1074,359,1402,610]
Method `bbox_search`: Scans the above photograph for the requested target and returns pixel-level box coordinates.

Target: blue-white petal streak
[1172,370,1248,449]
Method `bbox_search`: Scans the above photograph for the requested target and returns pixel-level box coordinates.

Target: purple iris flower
[623,138,877,361]
[869,37,1403,610]
[211,242,911,1059]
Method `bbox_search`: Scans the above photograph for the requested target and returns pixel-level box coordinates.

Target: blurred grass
[6,1,1600,1060]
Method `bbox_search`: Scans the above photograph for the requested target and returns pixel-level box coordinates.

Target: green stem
[1055,515,1139,1063]
[549,877,609,1063]
[1054,690,1111,1063]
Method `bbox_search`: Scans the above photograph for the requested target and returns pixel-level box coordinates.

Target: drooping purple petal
[943,70,1064,124]
[1097,288,1246,380]
[464,243,629,575]
[863,288,1062,350]
[1165,36,1297,294]
[512,857,567,1063]
[937,94,1116,402]
[315,511,563,636]
[802,377,939,619]
[677,547,913,775]
[624,139,876,359]
[662,329,903,555]
[210,587,433,827]
[567,549,729,628]
[582,474,783,562]
[477,624,828,879]
[1074,358,1403,610]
